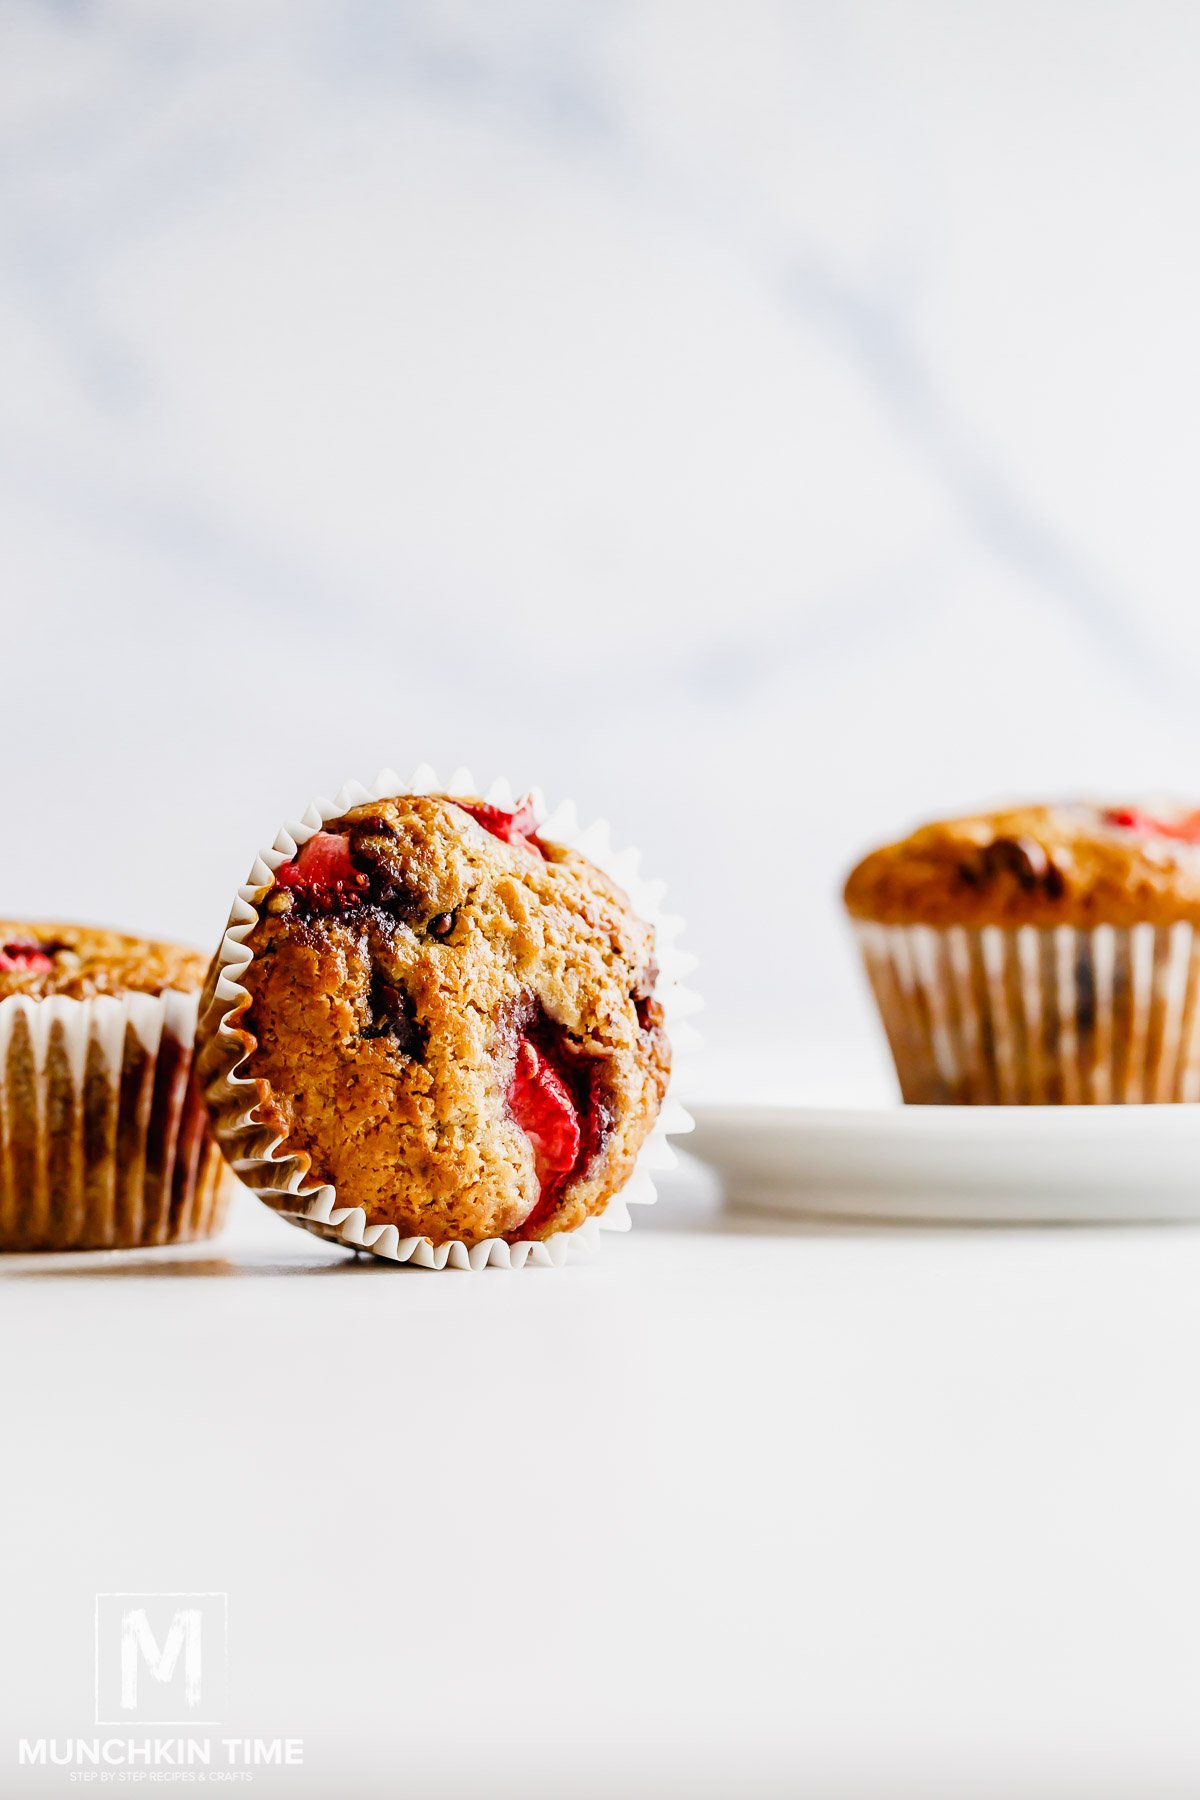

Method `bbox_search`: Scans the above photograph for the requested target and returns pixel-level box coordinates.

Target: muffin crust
[228,795,670,1246]
[844,804,1200,928]
[0,922,208,1001]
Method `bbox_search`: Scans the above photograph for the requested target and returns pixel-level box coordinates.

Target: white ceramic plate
[687,1101,1200,1224]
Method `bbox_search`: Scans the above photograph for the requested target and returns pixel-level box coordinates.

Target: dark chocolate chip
[363,971,426,1058]
[428,912,455,939]
[347,830,429,922]
[346,813,399,839]
[982,836,1043,884]
[980,835,1062,896]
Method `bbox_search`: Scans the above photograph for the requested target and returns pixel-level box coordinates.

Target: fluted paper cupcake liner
[855,920,1200,1104]
[0,986,234,1250]
[199,766,700,1269]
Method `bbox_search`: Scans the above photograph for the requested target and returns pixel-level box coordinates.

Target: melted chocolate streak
[362,967,428,1058]
[269,893,433,1059]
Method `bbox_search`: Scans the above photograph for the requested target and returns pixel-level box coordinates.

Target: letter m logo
[95,1593,228,1724]
[121,1606,202,1710]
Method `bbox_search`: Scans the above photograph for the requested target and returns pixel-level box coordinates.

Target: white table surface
[6,1159,1200,1800]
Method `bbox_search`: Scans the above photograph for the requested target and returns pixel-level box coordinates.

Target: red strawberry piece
[274,832,368,908]
[0,941,52,973]
[456,795,546,857]
[507,1036,582,1232]
[1104,807,1200,844]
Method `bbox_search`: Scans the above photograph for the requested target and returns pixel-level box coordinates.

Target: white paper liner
[198,767,699,1269]
[0,985,233,1250]
[855,920,1200,1104]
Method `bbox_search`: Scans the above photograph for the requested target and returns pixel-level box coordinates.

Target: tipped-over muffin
[0,922,234,1251]
[201,794,671,1247]
[845,803,1200,1104]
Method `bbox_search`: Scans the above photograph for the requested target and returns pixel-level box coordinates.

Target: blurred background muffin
[0,923,234,1250]
[845,804,1200,1104]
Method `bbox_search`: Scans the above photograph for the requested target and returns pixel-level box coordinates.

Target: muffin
[197,788,673,1258]
[845,803,1200,1104]
[0,923,235,1250]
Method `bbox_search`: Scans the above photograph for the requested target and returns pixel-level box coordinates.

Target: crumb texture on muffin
[0,923,208,1002]
[227,795,671,1247]
[844,804,1200,927]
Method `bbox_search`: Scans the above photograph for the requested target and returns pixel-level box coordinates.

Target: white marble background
[5,0,1200,1079]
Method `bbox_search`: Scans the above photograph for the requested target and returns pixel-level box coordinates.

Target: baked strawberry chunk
[509,1038,580,1187]
[456,796,546,857]
[274,832,369,908]
[506,1028,617,1237]
[0,941,52,973]
[1104,807,1200,844]
[507,1037,582,1234]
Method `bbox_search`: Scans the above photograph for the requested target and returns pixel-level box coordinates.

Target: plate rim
[687,1098,1200,1137]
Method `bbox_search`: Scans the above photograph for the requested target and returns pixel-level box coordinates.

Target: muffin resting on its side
[209,794,671,1246]
[0,922,234,1251]
[845,803,1200,1104]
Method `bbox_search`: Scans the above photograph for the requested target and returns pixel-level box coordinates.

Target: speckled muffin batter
[0,922,208,1001]
[222,794,671,1246]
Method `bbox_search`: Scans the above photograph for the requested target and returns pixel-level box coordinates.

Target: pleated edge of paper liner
[852,916,1200,1106]
[0,984,233,1251]
[200,766,701,1269]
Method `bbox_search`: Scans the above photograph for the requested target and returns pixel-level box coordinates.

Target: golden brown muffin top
[226,793,669,1247]
[844,803,1200,927]
[0,922,208,1001]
